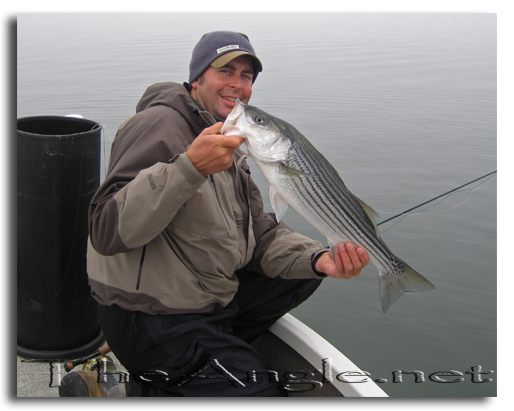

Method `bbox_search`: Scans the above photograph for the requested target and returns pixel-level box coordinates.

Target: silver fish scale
[282,133,396,271]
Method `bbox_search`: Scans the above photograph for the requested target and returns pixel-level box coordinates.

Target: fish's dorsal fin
[356,197,380,235]
[270,186,289,222]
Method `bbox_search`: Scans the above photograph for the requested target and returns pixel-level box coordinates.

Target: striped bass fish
[221,100,435,313]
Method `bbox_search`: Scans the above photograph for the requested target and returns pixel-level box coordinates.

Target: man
[65,31,368,397]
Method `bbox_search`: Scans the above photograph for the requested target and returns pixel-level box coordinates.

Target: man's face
[191,55,254,120]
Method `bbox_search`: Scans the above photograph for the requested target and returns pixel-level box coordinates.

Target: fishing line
[67,115,113,180]
[376,170,496,232]
[94,123,113,180]
[377,182,485,235]
[407,176,493,216]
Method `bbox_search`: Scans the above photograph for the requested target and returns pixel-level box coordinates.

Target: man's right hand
[186,122,245,177]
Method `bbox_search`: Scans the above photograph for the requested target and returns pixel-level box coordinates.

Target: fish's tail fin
[379,262,436,314]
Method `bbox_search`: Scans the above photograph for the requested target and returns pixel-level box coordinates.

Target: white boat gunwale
[267,314,388,397]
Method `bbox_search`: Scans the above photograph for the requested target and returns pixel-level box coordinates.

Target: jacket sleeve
[89,106,206,256]
[245,172,328,280]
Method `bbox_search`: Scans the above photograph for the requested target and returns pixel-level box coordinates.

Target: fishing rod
[63,345,111,372]
[377,170,497,226]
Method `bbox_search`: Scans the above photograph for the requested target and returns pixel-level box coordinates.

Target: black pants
[97,269,322,397]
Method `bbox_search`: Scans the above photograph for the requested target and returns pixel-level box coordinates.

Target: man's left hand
[315,242,369,279]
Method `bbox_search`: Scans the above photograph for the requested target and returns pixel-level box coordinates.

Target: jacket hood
[136,82,199,118]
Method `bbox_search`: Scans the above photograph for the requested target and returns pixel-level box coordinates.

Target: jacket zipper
[233,154,251,245]
[136,244,147,290]
[210,174,231,229]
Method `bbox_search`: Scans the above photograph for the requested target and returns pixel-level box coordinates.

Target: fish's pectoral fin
[279,164,312,177]
[327,238,339,259]
[270,186,289,222]
[327,237,352,259]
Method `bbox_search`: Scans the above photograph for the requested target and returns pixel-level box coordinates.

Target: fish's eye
[254,116,266,124]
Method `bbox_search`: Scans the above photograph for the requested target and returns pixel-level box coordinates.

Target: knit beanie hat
[189,31,263,84]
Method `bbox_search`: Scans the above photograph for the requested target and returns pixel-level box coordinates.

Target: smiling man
[69,31,369,397]
[190,56,255,119]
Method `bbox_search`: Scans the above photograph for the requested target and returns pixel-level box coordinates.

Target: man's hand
[315,242,369,279]
[187,122,244,177]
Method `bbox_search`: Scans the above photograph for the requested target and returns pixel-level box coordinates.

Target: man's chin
[215,108,231,121]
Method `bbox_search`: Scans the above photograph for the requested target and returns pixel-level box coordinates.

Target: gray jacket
[87,82,326,314]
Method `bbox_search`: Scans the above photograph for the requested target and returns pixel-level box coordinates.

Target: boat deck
[17,355,69,397]
[16,333,338,397]
[16,315,386,397]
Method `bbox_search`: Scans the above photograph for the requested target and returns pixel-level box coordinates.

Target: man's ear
[189,80,199,99]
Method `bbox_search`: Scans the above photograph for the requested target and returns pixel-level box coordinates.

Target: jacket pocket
[209,174,231,230]
[136,244,147,290]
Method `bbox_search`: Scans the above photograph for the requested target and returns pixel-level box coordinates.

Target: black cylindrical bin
[17,116,104,359]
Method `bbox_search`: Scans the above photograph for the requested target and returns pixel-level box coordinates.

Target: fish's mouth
[231,99,246,115]
[220,99,246,136]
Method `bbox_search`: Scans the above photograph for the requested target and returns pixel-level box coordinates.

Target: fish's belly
[264,165,347,241]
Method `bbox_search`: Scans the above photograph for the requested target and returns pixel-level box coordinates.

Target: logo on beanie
[217,45,240,54]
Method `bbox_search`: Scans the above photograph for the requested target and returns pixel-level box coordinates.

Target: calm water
[17,13,497,397]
